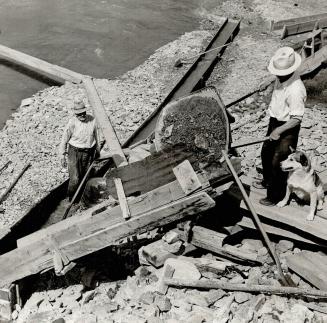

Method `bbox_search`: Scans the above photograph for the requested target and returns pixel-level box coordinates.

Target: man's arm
[270,117,301,140]
[58,120,73,165]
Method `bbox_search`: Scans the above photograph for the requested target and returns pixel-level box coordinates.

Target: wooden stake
[114,178,131,220]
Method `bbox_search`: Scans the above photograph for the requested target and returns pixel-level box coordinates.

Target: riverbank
[3,0,327,321]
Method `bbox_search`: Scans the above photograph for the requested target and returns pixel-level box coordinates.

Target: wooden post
[83,77,127,167]
[114,178,131,220]
[0,44,83,84]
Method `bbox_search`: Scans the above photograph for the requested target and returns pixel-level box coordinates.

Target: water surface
[0,0,217,127]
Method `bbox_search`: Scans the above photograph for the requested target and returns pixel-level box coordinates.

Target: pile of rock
[15,234,327,323]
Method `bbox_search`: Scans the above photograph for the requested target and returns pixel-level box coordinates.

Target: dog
[277,149,325,221]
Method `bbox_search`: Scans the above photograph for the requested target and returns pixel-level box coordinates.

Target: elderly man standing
[253,47,307,206]
[59,97,100,201]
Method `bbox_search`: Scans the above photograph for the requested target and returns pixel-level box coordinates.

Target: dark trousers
[67,144,95,200]
[261,117,300,202]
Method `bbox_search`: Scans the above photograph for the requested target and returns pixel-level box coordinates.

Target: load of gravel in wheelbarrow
[154,86,230,164]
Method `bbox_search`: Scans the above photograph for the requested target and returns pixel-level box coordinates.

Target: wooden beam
[83,77,127,167]
[176,226,260,264]
[0,192,215,287]
[299,46,327,76]
[114,178,131,220]
[271,13,327,31]
[0,44,83,84]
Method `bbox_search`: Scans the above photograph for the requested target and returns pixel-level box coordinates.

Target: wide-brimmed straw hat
[268,47,302,76]
[73,97,87,114]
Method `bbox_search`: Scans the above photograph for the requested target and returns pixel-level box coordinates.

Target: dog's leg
[318,195,324,210]
[277,185,291,208]
[307,191,318,221]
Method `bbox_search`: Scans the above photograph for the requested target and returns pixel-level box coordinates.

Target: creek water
[0,0,217,128]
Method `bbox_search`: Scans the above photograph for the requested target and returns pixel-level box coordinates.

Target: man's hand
[60,155,67,168]
[269,128,281,141]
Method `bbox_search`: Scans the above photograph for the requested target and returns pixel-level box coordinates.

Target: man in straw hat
[253,46,306,206]
[59,97,100,201]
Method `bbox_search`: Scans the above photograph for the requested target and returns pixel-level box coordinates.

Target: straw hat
[73,97,87,114]
[268,47,302,76]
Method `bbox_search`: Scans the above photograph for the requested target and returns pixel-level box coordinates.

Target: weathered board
[287,251,327,290]
[0,192,215,287]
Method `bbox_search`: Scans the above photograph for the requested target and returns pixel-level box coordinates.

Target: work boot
[259,197,276,206]
[252,180,267,190]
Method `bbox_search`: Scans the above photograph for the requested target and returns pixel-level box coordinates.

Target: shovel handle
[221,150,289,286]
[231,137,269,149]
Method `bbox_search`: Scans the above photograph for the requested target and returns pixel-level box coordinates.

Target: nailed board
[281,18,327,39]
[0,192,215,287]
[286,251,327,290]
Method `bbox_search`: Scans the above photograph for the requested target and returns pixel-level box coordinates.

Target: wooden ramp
[234,172,327,245]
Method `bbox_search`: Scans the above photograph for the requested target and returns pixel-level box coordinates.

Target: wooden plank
[271,13,327,31]
[0,44,83,84]
[83,77,127,167]
[173,160,202,195]
[286,251,327,290]
[239,189,327,242]
[0,192,215,287]
[114,178,131,220]
[281,18,327,39]
[238,216,325,247]
[123,19,240,147]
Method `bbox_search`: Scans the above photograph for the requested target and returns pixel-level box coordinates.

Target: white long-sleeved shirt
[59,114,98,155]
[268,73,307,122]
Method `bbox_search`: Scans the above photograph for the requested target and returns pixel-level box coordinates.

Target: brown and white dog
[277,149,325,221]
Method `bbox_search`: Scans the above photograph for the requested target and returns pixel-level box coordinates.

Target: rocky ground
[14,234,327,323]
[2,0,327,322]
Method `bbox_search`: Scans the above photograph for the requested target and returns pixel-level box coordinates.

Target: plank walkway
[235,172,327,245]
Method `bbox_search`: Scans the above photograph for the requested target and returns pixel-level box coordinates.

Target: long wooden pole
[0,164,31,204]
[164,278,327,298]
[221,150,288,286]
[83,77,127,167]
[0,44,83,84]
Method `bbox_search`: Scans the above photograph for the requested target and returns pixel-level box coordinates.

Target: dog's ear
[289,146,295,153]
[299,152,311,170]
